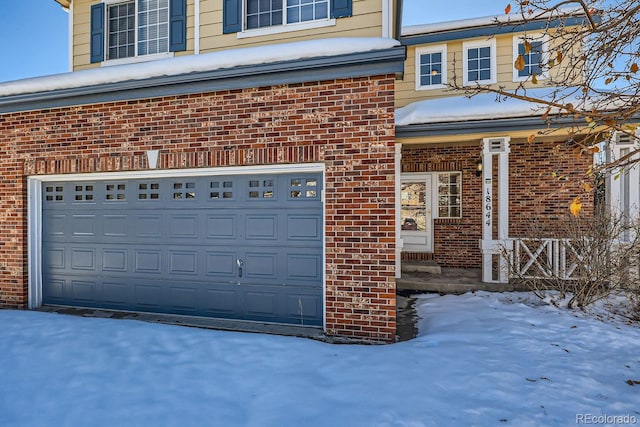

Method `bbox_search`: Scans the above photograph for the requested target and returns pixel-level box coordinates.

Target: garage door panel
[244,252,277,280]
[43,279,65,301]
[71,280,97,303]
[206,215,237,239]
[287,214,322,241]
[168,250,199,275]
[102,281,131,306]
[206,251,237,277]
[71,248,96,271]
[133,283,164,308]
[286,253,321,283]
[71,215,97,237]
[244,291,277,318]
[44,214,65,237]
[167,286,199,313]
[134,250,163,273]
[245,214,278,240]
[286,293,321,322]
[103,215,128,237]
[169,215,199,239]
[42,172,324,326]
[134,215,163,238]
[102,249,128,272]
[201,285,241,318]
[44,247,65,269]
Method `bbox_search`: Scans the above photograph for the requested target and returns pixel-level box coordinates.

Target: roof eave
[395,115,584,138]
[54,0,71,9]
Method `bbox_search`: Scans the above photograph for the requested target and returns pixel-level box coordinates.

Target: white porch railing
[510,238,587,280]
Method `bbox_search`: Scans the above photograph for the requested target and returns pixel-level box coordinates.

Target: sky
[1,291,639,426]
[0,1,503,84]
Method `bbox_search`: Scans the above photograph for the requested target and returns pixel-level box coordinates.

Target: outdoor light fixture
[475,157,483,177]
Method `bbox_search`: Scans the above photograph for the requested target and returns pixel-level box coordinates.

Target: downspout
[394,0,403,40]
[194,0,200,54]
[63,1,73,72]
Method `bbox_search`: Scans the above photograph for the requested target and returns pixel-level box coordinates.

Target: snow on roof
[0,37,400,97]
[401,8,585,37]
[395,88,587,126]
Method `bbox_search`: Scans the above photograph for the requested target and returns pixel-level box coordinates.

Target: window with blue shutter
[169,0,187,52]
[330,0,352,18]
[223,0,242,34]
[90,3,105,63]
[223,0,351,34]
[90,0,186,63]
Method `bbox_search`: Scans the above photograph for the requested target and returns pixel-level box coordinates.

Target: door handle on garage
[237,258,244,278]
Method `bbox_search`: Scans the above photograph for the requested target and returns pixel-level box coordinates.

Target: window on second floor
[462,39,497,86]
[107,0,169,60]
[246,0,329,30]
[415,45,447,90]
[223,0,352,36]
[513,34,549,82]
[90,0,186,64]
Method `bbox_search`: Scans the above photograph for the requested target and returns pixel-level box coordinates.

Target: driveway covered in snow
[1,292,639,426]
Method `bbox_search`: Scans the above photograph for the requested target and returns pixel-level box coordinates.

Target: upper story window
[106,0,169,60]
[513,34,549,82]
[90,0,186,64]
[462,39,497,86]
[223,0,352,37]
[415,45,447,90]
[246,0,328,30]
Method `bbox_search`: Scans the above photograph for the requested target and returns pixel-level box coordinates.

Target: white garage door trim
[28,162,326,330]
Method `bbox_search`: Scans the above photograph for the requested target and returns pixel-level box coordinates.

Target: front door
[401,174,433,252]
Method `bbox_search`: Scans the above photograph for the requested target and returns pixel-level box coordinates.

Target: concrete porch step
[401,260,441,274]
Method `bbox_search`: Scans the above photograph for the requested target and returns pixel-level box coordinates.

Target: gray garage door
[42,172,323,326]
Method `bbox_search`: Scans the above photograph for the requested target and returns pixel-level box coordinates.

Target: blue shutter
[223,0,242,34]
[90,3,105,63]
[331,0,352,18]
[169,0,187,52]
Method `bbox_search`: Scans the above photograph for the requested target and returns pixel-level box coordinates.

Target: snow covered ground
[1,292,639,427]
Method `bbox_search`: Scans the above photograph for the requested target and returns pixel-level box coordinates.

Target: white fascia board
[30,163,326,182]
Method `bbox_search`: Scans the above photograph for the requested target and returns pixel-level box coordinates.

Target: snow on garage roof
[0,37,400,97]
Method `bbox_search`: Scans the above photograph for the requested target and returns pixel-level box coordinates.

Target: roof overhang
[0,46,406,114]
[401,15,591,46]
[54,0,71,9]
[395,115,602,139]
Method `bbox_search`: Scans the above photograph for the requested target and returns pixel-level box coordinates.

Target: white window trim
[462,39,497,86]
[415,44,448,91]
[101,0,172,64]
[237,18,336,39]
[101,52,174,67]
[512,33,550,82]
[237,0,335,39]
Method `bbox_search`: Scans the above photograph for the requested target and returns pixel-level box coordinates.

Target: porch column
[481,137,511,283]
[608,131,640,225]
[395,143,403,279]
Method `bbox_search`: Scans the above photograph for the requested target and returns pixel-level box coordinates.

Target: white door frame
[27,163,327,325]
[400,172,435,253]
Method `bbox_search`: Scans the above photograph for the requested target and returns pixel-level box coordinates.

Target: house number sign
[484,178,492,228]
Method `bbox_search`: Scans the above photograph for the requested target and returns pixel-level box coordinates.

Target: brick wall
[401,139,593,268]
[0,75,397,342]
